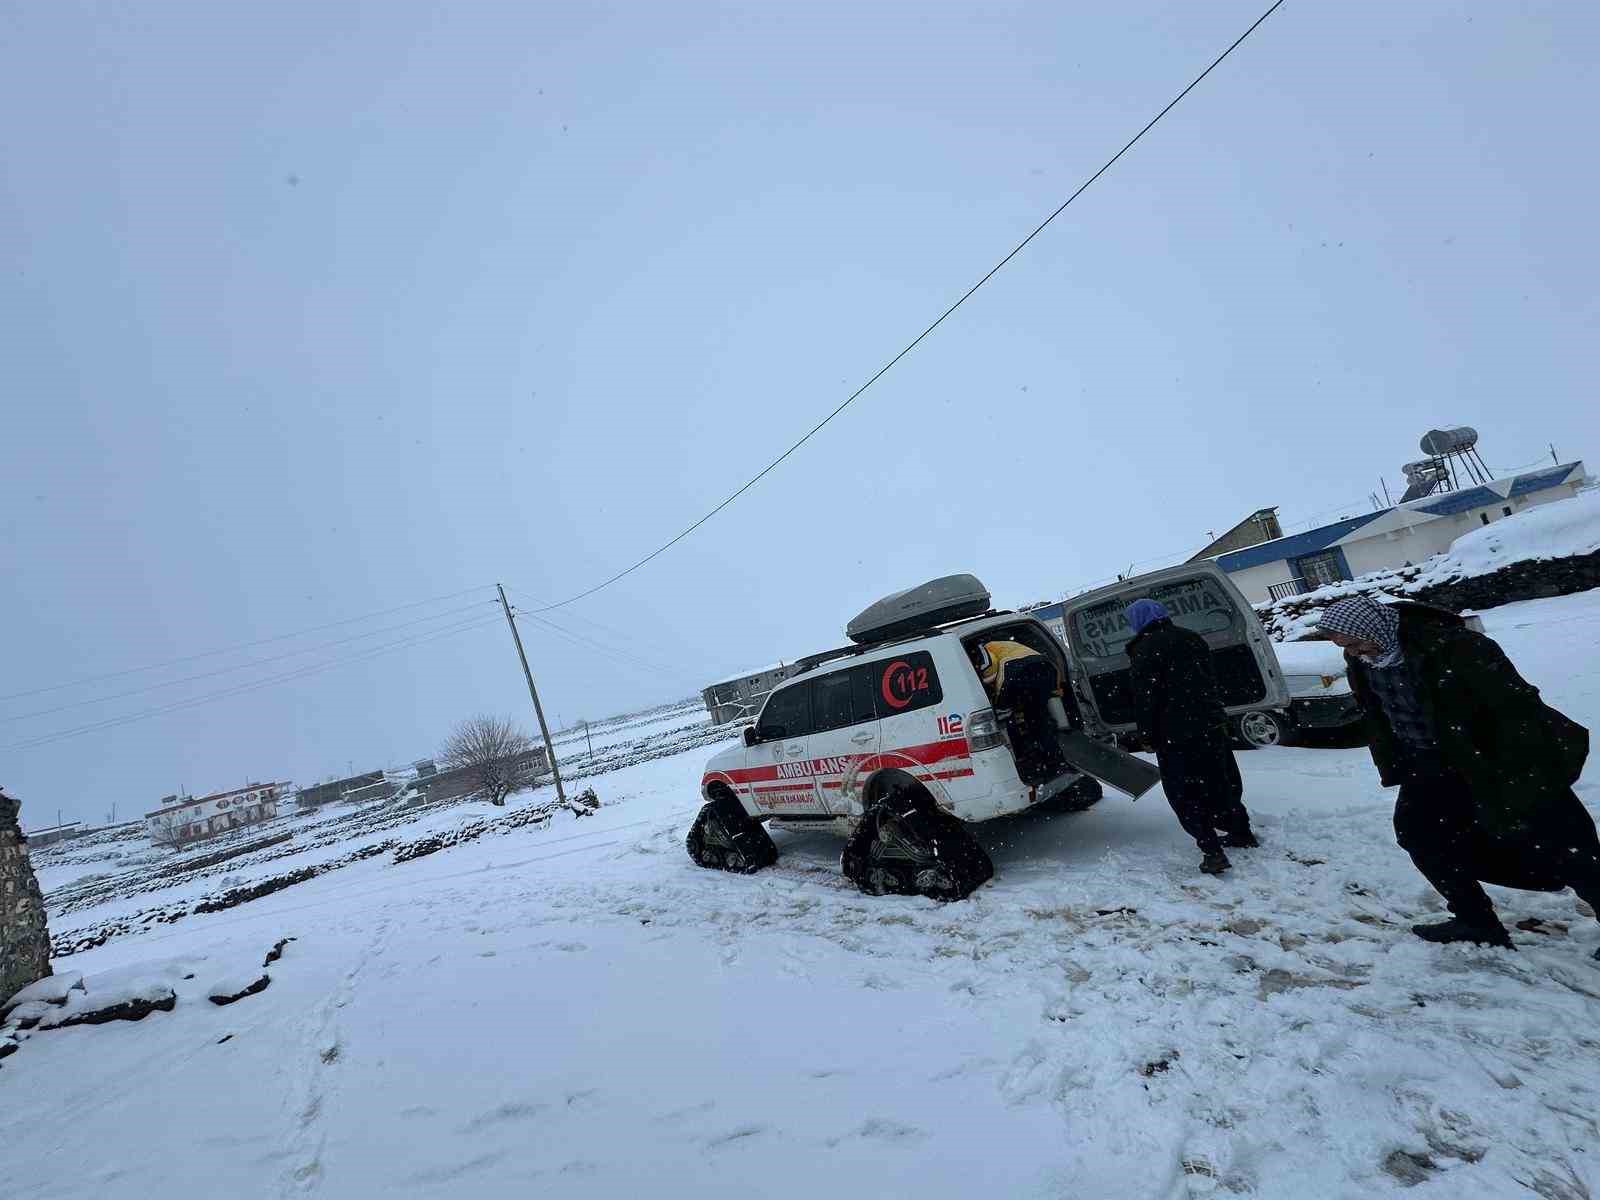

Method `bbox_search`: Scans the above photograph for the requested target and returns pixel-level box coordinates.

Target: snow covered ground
[7,593,1600,1199]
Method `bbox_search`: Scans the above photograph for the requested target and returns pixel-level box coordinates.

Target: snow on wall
[1262,490,1600,641]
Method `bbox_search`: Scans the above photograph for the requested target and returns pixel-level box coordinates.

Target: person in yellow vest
[972,640,1068,782]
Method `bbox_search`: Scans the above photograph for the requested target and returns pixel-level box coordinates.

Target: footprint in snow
[459,1101,548,1133]
[704,1123,769,1150]
[403,1151,508,1185]
[654,1099,716,1125]
[825,1118,926,1147]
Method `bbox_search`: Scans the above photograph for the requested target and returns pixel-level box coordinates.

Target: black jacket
[1344,602,1589,835]
[1126,618,1228,750]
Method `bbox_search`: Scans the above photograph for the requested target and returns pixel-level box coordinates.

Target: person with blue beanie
[1125,598,1255,875]
[1125,599,1170,636]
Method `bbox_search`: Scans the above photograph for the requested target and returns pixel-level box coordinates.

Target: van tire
[840,787,993,902]
[1233,710,1289,750]
[1056,776,1104,812]
[687,791,777,874]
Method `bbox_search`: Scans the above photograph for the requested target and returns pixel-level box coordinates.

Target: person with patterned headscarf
[1318,595,1597,956]
[1125,598,1255,876]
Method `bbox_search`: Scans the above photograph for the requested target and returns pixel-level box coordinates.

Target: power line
[0,585,494,703]
[504,584,677,653]
[3,600,498,724]
[532,0,1287,613]
[499,583,701,683]
[517,609,697,688]
[7,612,504,752]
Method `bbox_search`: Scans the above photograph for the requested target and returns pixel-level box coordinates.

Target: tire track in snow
[277,912,395,1197]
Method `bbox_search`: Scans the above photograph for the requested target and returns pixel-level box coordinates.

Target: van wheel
[687,791,777,874]
[1234,710,1288,749]
[841,788,993,902]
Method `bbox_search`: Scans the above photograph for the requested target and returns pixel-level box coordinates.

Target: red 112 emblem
[881,660,929,710]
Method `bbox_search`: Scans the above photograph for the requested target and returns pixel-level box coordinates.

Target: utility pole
[583,720,594,759]
[496,584,567,806]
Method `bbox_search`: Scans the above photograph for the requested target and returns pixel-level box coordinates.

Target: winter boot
[1410,918,1513,949]
[1221,829,1259,850]
[1199,850,1232,876]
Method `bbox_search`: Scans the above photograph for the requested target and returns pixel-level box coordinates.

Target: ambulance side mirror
[743,726,761,747]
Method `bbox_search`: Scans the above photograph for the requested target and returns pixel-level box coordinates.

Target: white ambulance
[688,569,1285,900]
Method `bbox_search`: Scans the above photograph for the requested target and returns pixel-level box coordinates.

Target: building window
[1294,550,1348,589]
[1480,513,1491,526]
[1502,506,1512,517]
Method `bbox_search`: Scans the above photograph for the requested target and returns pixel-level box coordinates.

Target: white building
[144,782,286,846]
[1213,461,1588,605]
[701,662,802,726]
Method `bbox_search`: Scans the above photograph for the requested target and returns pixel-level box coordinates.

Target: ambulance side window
[757,683,813,740]
[872,651,943,717]
[814,666,877,731]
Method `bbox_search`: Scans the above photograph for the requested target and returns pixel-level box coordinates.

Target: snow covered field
[7,594,1600,1199]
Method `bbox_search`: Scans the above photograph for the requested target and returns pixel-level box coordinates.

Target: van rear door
[1059,562,1287,736]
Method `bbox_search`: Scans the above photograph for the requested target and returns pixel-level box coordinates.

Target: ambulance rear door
[1058,561,1288,736]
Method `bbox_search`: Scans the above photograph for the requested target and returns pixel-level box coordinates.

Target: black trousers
[1155,735,1250,855]
[995,657,1066,784]
[1394,770,1600,925]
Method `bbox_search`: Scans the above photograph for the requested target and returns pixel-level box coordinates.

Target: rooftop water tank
[1419,426,1478,457]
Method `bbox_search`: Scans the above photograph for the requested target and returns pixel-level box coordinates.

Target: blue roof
[1414,485,1500,516]
[1215,510,1386,573]
[1508,462,1579,497]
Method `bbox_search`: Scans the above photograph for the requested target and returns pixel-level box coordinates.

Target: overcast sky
[4,1,1595,827]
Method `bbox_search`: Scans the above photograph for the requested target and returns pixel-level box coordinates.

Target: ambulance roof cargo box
[846,574,992,645]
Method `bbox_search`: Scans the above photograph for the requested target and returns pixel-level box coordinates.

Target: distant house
[145,783,285,847]
[413,746,549,803]
[1188,508,1284,562]
[1209,462,1589,605]
[702,663,801,726]
[293,770,387,811]
[19,821,85,848]
[342,777,403,806]
[701,646,856,727]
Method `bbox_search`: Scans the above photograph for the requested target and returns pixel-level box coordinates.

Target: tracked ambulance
[689,569,1285,900]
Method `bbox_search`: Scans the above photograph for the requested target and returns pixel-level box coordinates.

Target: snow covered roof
[704,662,795,689]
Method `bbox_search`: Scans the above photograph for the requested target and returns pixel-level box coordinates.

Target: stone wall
[1259,549,1600,641]
[1,794,52,1003]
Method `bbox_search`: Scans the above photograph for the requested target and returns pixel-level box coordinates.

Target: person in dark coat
[1317,595,1598,955]
[1125,599,1255,875]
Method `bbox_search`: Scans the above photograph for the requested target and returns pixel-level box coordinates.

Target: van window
[813,666,876,731]
[871,650,943,717]
[1072,576,1240,662]
[757,683,812,739]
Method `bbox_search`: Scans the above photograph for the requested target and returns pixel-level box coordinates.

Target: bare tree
[440,715,537,806]
[147,810,187,851]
